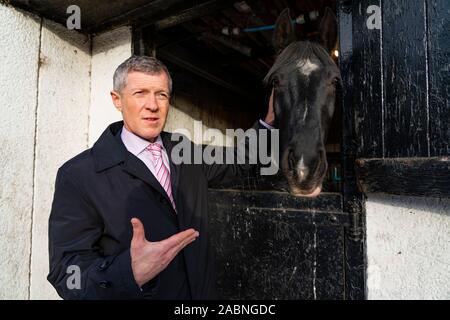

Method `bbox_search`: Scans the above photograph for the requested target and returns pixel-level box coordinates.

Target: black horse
[265,8,340,197]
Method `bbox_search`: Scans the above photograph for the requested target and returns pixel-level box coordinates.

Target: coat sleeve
[201,120,276,186]
[47,168,158,300]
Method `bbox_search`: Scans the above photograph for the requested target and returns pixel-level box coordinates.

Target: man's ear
[318,7,338,54]
[110,90,122,112]
[272,8,296,54]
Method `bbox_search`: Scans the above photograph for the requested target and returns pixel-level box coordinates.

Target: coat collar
[91,121,180,216]
[92,121,127,172]
[92,121,175,172]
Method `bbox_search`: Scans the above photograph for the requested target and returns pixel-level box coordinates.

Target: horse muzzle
[281,149,327,197]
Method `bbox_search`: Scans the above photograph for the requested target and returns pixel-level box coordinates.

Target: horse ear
[272,8,296,54]
[318,7,338,54]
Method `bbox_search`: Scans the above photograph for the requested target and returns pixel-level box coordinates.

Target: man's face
[111,71,170,142]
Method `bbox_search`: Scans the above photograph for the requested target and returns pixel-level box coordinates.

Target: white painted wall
[0,6,41,300]
[29,20,91,300]
[88,26,131,147]
[0,5,117,300]
[366,194,450,299]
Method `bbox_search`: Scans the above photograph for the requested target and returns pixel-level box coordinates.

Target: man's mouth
[142,117,159,124]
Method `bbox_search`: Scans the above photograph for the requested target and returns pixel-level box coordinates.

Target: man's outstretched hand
[130,218,199,288]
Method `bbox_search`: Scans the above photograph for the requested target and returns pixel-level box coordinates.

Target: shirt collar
[120,125,165,156]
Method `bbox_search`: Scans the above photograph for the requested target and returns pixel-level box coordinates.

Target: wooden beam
[355,157,450,198]
[154,0,237,30]
[88,0,185,33]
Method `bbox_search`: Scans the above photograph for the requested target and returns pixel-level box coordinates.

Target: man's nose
[145,94,159,111]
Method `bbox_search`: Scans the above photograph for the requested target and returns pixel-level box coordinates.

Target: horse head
[265,8,340,197]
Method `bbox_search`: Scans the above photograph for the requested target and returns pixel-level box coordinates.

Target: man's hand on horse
[264,88,275,126]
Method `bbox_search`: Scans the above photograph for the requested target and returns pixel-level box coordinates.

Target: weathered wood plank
[315,226,345,299]
[340,0,366,300]
[208,189,343,214]
[382,0,429,157]
[352,0,384,158]
[208,194,349,299]
[427,0,450,156]
[355,157,450,197]
[209,208,315,299]
[344,226,366,300]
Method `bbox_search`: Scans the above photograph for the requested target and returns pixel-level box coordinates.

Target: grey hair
[113,55,173,94]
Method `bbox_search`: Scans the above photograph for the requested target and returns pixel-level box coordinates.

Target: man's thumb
[131,218,146,245]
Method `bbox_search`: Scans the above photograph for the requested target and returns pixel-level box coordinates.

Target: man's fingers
[131,218,146,245]
[155,230,198,269]
[170,232,198,257]
[162,228,198,250]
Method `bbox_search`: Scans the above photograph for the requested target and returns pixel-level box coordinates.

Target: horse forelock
[263,41,337,85]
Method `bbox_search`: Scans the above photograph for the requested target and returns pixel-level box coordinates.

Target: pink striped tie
[146,143,177,212]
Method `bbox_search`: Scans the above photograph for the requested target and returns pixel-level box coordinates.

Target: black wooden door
[353,0,450,160]
[352,0,449,196]
[208,190,353,299]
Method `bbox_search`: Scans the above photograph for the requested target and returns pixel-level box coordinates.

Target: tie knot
[147,143,162,159]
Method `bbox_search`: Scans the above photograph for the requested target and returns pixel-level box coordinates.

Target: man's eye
[157,93,169,100]
[134,91,143,95]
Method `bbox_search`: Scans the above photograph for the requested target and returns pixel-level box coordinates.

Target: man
[48,55,275,299]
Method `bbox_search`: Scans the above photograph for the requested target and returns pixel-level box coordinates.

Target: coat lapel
[121,152,172,204]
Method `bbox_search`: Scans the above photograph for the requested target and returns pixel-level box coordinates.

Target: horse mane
[263,41,335,86]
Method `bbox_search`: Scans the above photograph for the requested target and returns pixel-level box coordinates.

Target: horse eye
[332,78,340,86]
